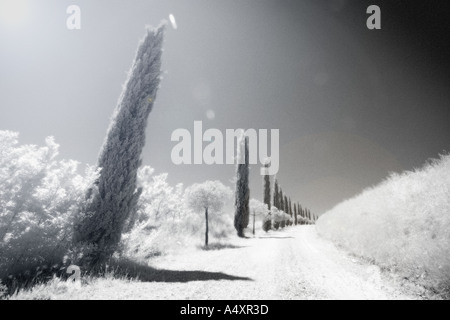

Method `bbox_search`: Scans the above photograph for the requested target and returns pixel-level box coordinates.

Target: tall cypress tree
[279,189,284,212]
[74,25,165,266]
[298,203,303,224]
[284,195,289,215]
[234,136,250,237]
[288,198,292,217]
[273,180,279,209]
[294,203,298,225]
[263,162,271,210]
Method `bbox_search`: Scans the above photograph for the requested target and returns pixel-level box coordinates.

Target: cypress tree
[298,203,303,224]
[288,198,292,217]
[263,162,271,210]
[294,203,297,225]
[284,195,289,215]
[279,189,284,212]
[273,180,279,209]
[74,25,165,266]
[234,136,250,237]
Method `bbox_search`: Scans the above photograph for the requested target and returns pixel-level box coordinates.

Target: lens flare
[169,14,177,30]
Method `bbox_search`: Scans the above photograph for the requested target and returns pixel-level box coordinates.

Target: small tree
[262,214,272,232]
[271,207,283,230]
[185,181,232,247]
[249,199,269,236]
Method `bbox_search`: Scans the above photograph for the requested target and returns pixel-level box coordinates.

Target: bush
[317,154,450,292]
[262,215,272,232]
[0,131,96,286]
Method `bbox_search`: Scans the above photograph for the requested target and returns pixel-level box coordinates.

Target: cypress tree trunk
[74,24,166,267]
[205,207,209,247]
[234,136,250,238]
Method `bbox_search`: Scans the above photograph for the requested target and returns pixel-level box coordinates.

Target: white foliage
[317,154,450,290]
[185,180,232,214]
[249,199,269,216]
[249,199,269,229]
[0,131,97,278]
[121,173,234,260]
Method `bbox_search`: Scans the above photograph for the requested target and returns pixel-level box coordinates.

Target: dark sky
[0,0,449,215]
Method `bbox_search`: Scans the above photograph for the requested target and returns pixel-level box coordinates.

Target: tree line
[233,137,317,237]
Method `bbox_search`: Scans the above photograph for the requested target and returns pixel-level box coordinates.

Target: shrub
[317,154,450,292]
[262,215,272,232]
[0,131,96,286]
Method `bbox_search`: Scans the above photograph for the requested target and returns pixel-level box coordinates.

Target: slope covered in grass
[316,154,450,293]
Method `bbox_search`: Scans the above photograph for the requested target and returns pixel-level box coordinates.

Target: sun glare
[0,0,30,26]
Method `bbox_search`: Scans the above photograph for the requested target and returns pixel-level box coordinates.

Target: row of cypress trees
[262,164,318,232]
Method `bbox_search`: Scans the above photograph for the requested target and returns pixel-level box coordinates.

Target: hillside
[317,154,450,295]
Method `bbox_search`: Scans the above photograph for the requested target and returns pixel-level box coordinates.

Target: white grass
[317,154,450,293]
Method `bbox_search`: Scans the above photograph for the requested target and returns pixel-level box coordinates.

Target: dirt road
[37,226,416,300]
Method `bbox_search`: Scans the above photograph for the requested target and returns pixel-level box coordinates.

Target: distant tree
[273,180,279,209]
[279,189,284,212]
[234,136,250,238]
[262,215,272,232]
[294,203,298,225]
[250,199,269,236]
[288,198,293,218]
[284,195,289,216]
[298,203,303,224]
[271,207,282,230]
[186,181,232,246]
[273,221,280,230]
[263,162,271,210]
[74,25,166,267]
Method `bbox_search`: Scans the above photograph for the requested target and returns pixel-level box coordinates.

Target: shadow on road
[199,243,245,251]
[112,259,253,283]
